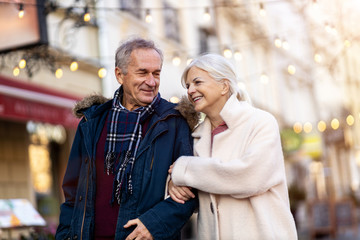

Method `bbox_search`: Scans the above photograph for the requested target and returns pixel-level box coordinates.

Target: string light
[274,37,282,48]
[259,3,266,17]
[346,115,354,126]
[18,3,24,19]
[13,66,20,76]
[5,1,357,87]
[186,58,193,65]
[203,7,211,21]
[98,67,107,78]
[55,68,63,79]
[83,6,91,22]
[287,65,296,75]
[169,96,180,103]
[317,121,326,132]
[70,61,78,71]
[172,54,181,66]
[314,53,322,63]
[19,59,26,69]
[223,47,232,58]
[293,122,302,134]
[311,0,319,9]
[282,39,289,50]
[344,40,351,48]
[325,23,337,35]
[234,50,243,61]
[304,122,313,133]
[260,73,269,84]
[331,118,340,130]
[145,9,153,23]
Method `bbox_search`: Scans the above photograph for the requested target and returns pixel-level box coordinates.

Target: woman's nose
[187,84,195,96]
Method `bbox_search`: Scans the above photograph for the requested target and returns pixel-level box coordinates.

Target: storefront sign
[0,199,46,229]
[302,133,323,159]
[0,75,80,129]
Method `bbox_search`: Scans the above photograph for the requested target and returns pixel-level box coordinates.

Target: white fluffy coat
[172,95,298,240]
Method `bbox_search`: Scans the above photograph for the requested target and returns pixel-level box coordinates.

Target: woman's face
[185,67,228,115]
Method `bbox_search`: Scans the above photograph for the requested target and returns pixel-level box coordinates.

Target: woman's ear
[221,80,231,96]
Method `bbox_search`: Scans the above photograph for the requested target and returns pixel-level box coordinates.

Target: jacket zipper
[145,114,177,170]
[80,159,90,239]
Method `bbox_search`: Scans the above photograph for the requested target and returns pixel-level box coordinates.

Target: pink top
[211,121,228,150]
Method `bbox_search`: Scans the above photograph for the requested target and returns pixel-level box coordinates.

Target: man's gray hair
[115,37,164,75]
[181,53,251,103]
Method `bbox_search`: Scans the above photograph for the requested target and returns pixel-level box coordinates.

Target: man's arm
[138,116,198,239]
[55,123,84,239]
[138,195,198,239]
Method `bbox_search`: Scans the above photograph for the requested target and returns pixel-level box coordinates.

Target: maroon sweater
[94,116,150,239]
[94,119,120,239]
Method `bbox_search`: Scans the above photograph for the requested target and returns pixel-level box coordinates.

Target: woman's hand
[168,179,195,204]
[168,164,174,174]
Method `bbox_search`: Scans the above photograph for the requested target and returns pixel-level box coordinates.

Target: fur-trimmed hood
[72,94,200,130]
[73,94,109,118]
[175,96,200,131]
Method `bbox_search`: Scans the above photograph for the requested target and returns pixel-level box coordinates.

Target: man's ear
[115,67,124,85]
[221,80,230,96]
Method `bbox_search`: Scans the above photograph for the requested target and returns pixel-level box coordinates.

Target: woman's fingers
[168,164,174,174]
[169,184,195,204]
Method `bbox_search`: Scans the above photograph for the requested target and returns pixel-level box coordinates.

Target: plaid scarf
[105,87,160,204]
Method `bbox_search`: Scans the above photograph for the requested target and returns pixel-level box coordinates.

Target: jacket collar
[192,94,253,157]
[219,94,254,130]
[77,95,179,121]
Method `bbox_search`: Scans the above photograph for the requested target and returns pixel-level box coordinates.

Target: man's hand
[168,179,195,204]
[124,218,153,240]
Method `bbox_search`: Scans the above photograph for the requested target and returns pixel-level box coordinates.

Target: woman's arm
[171,115,286,199]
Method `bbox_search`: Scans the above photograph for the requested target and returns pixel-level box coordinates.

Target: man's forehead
[129,49,162,68]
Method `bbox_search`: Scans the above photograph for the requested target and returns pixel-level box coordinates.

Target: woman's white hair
[181,53,251,103]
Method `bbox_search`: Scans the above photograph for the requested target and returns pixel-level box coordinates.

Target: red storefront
[0,75,81,236]
[0,75,80,128]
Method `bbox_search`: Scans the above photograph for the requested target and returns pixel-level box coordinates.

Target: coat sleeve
[55,120,84,240]
[139,117,198,240]
[171,114,286,199]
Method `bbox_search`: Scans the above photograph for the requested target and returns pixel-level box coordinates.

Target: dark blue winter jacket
[55,95,198,240]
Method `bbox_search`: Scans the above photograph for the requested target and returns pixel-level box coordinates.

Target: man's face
[115,48,162,111]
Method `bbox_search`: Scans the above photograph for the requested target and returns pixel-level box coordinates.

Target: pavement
[298,224,360,240]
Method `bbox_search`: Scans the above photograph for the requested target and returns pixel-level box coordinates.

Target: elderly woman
[169,54,297,240]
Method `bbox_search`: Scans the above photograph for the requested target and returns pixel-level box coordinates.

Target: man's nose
[146,74,156,87]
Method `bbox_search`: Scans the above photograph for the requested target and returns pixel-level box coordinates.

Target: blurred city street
[1,0,360,239]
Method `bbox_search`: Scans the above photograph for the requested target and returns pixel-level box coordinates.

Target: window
[199,28,217,54]
[163,2,180,42]
[120,0,142,19]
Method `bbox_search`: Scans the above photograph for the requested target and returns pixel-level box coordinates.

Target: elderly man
[55,37,197,240]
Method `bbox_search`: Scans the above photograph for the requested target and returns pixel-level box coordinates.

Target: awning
[0,75,81,129]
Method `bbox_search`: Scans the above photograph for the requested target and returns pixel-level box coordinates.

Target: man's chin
[139,96,155,105]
